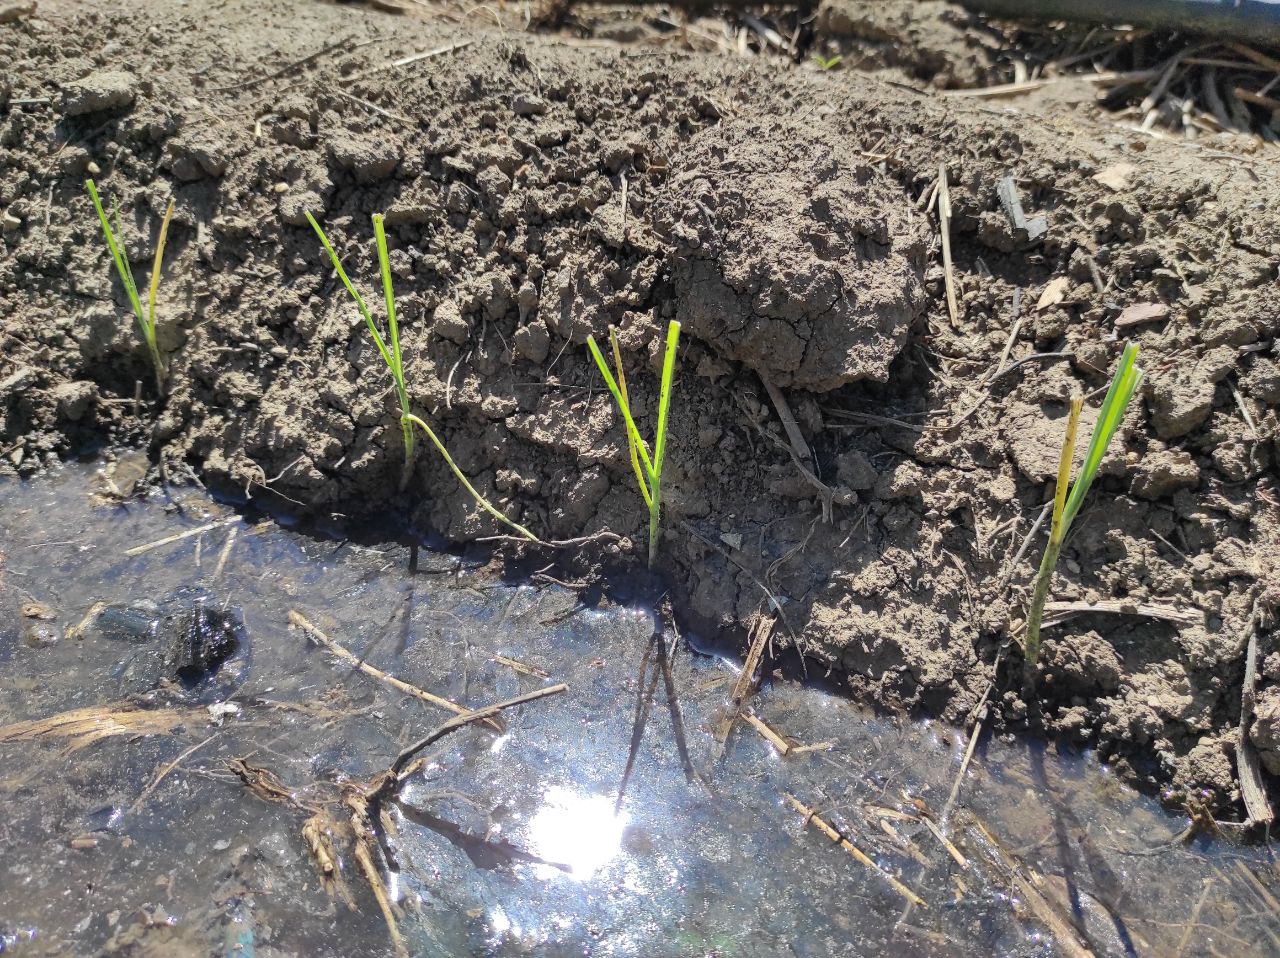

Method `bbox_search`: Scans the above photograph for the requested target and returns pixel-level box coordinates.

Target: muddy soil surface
[1,0,1279,812]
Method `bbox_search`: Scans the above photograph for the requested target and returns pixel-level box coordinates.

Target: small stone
[0,2,37,25]
[273,181,289,194]
[432,300,471,345]
[52,380,97,421]
[1150,374,1214,439]
[513,93,548,117]
[327,134,402,183]
[23,621,60,648]
[513,320,550,363]
[835,449,877,491]
[279,191,323,227]
[445,182,471,214]
[476,164,511,200]
[57,146,93,175]
[1130,447,1200,499]
[1244,358,1280,404]
[1,210,20,232]
[60,70,138,116]
[164,134,231,181]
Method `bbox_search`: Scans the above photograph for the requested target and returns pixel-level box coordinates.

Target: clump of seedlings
[84,179,175,395]
[1023,342,1143,695]
[306,211,538,542]
[586,321,681,566]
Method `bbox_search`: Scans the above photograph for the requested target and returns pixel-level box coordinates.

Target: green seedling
[1023,342,1143,695]
[586,321,681,567]
[306,211,414,475]
[85,179,175,395]
[402,414,539,543]
[813,53,843,71]
[308,212,537,542]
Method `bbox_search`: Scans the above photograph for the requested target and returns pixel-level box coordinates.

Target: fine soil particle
[2,0,1279,814]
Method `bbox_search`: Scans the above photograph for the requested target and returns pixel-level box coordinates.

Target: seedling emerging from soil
[586,321,681,567]
[306,212,414,474]
[1023,343,1143,695]
[84,179,175,394]
[307,212,537,542]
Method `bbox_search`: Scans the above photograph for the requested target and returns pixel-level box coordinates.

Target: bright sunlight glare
[526,786,629,881]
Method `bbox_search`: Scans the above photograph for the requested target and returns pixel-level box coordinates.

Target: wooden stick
[940,79,1054,98]
[921,816,969,869]
[714,614,774,750]
[965,815,1096,958]
[131,733,221,812]
[390,683,568,775]
[212,526,237,579]
[937,163,959,329]
[388,39,474,69]
[743,712,791,755]
[785,795,927,908]
[288,609,501,731]
[1174,879,1215,958]
[124,517,238,557]
[1236,604,1274,827]
[1040,599,1203,628]
[352,827,407,958]
[490,654,550,679]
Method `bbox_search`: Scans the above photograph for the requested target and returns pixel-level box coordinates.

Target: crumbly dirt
[2,0,1279,814]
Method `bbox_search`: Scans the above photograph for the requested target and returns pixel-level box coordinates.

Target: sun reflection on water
[526,786,629,880]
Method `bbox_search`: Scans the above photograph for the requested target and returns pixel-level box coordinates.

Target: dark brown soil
[2,0,1278,813]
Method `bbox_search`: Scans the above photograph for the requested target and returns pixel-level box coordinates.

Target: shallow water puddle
[0,462,1276,956]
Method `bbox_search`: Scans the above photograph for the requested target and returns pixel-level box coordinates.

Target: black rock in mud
[94,591,250,701]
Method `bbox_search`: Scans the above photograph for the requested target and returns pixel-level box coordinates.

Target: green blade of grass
[646,321,681,566]
[404,414,540,543]
[307,211,416,472]
[1023,343,1142,696]
[110,199,144,318]
[1022,395,1082,686]
[1061,343,1142,530]
[85,179,167,393]
[86,180,144,326]
[586,334,656,483]
[372,213,414,462]
[608,330,652,509]
[651,321,681,480]
[304,212,395,372]
[587,322,681,567]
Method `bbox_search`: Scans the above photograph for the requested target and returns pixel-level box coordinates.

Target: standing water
[0,460,1275,956]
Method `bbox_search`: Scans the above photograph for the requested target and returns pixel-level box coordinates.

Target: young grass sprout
[306,212,414,479]
[307,211,537,542]
[85,179,175,395]
[587,321,681,567]
[1023,342,1143,697]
